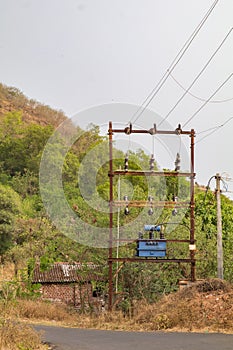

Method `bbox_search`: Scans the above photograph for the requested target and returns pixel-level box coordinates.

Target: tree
[21,123,53,174]
[195,190,233,282]
[0,184,21,255]
[0,112,53,175]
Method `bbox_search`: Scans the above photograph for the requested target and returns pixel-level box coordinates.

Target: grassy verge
[0,321,45,350]
[1,278,233,349]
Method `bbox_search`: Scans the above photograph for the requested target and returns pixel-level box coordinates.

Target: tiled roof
[32,262,104,283]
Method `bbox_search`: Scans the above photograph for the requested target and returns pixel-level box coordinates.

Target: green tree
[21,123,53,173]
[195,190,233,282]
[0,111,25,175]
[0,112,53,175]
[0,184,21,255]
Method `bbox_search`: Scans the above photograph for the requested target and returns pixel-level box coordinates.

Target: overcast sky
[0,0,233,197]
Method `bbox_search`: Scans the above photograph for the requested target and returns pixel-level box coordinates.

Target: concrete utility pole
[215,173,224,279]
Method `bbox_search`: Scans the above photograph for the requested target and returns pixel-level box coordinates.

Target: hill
[0,82,66,127]
[1,82,233,337]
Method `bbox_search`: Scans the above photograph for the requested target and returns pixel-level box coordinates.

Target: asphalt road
[34,325,233,350]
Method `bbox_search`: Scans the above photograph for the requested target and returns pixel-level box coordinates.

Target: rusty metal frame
[108,121,196,310]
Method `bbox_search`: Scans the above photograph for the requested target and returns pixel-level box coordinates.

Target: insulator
[172,209,178,216]
[149,123,157,135]
[124,123,132,135]
[149,231,154,239]
[173,195,178,202]
[138,231,143,239]
[124,155,129,171]
[149,154,155,170]
[123,195,128,201]
[148,195,153,202]
[160,231,165,239]
[175,124,182,135]
[124,206,129,215]
[148,207,153,216]
[175,152,181,171]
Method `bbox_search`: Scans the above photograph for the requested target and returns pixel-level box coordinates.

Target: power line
[183,72,233,128]
[130,0,219,125]
[196,116,233,144]
[131,0,219,125]
[169,72,233,104]
[204,175,216,202]
[198,116,233,134]
[221,173,233,182]
[198,128,219,142]
[159,27,233,126]
[221,178,228,192]
[198,125,221,135]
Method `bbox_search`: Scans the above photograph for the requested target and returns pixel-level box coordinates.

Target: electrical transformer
[136,225,166,258]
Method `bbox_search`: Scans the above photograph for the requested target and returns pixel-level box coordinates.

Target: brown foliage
[15,299,77,324]
[132,279,233,332]
[1,279,233,341]
[0,321,44,350]
[0,83,66,128]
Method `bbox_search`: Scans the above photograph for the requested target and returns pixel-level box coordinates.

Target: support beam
[108,122,196,310]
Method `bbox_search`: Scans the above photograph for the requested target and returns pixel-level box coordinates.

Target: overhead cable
[159,27,233,126]
[196,116,233,144]
[130,0,219,125]
[183,72,233,128]
[169,72,233,104]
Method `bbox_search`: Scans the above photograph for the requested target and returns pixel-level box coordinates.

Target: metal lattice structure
[108,121,196,310]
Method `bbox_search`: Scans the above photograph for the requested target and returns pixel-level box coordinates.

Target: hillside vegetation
[0,83,233,346]
[0,83,66,127]
[1,278,233,336]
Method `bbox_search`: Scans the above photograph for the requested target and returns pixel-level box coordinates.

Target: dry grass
[15,299,77,325]
[74,279,233,333]
[1,278,233,342]
[131,279,233,332]
[0,321,45,350]
[0,300,48,350]
[0,264,15,282]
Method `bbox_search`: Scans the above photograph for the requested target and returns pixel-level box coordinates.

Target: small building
[32,262,105,310]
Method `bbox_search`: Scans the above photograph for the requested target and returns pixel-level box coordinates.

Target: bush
[16,299,76,323]
[0,321,44,350]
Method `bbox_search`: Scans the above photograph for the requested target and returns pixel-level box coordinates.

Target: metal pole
[116,174,121,293]
[190,129,196,281]
[108,121,113,310]
[107,122,197,303]
[216,173,224,279]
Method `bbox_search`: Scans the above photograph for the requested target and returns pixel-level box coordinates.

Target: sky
[0,0,233,197]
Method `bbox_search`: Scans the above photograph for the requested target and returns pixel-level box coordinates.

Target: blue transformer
[136,224,166,258]
[144,225,161,232]
[136,240,166,257]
